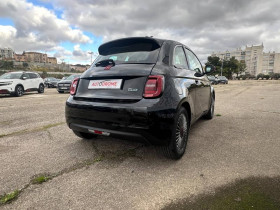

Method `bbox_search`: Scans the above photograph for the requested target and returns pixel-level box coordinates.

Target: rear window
[94,39,161,65]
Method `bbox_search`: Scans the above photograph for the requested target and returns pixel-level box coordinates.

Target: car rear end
[65,37,176,145]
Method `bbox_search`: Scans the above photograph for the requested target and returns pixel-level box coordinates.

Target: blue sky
[0,18,14,26]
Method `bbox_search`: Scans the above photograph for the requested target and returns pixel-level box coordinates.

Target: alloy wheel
[175,114,188,150]
[17,86,23,96]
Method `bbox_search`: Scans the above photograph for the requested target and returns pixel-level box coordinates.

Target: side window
[30,73,38,79]
[173,46,188,69]
[28,73,35,79]
[184,49,203,73]
[21,73,30,79]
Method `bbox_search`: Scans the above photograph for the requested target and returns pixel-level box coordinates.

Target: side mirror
[205,64,215,74]
[22,76,27,80]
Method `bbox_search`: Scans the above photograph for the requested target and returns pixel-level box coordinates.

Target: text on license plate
[88,79,122,89]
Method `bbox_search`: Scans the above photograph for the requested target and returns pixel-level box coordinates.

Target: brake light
[143,75,164,98]
[70,78,79,95]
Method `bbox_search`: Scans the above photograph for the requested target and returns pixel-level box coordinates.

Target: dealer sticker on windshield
[88,79,122,89]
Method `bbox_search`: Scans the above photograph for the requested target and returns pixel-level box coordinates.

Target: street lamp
[61,58,64,73]
[220,54,225,76]
[221,59,223,76]
[88,52,93,64]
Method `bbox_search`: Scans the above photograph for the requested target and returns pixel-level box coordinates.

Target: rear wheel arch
[178,101,191,125]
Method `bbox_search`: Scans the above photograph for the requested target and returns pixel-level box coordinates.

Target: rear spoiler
[98,37,163,55]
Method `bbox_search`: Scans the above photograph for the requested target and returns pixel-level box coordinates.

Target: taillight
[143,75,164,98]
[70,78,79,95]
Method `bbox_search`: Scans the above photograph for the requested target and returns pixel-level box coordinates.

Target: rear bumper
[65,96,177,145]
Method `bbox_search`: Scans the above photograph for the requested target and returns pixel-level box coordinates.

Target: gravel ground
[0,80,280,209]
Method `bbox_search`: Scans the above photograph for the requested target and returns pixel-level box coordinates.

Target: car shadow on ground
[0,92,41,98]
[74,118,209,167]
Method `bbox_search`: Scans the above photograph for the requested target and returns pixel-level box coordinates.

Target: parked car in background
[207,75,218,85]
[44,77,60,88]
[57,74,81,93]
[217,76,228,84]
[0,71,44,97]
[65,37,215,159]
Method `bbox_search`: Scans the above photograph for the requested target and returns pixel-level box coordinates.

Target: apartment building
[14,53,26,62]
[212,44,280,76]
[47,57,57,64]
[14,51,57,64]
[24,52,48,63]
[0,48,14,60]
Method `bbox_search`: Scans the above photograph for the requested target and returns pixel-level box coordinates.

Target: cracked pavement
[0,80,280,209]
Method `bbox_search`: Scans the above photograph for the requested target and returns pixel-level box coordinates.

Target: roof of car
[98,36,186,55]
[8,71,38,74]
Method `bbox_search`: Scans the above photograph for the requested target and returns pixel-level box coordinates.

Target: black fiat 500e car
[65,37,215,159]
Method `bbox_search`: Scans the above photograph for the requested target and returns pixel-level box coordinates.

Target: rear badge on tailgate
[88,129,110,136]
[128,88,138,92]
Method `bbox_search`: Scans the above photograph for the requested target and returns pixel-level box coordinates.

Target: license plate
[61,87,68,89]
[88,79,122,89]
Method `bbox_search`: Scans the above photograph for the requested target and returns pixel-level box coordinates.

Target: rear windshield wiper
[95,59,115,67]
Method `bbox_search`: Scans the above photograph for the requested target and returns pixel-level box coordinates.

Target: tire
[73,130,98,139]
[204,95,215,119]
[58,91,64,93]
[38,84,44,93]
[15,85,24,97]
[163,107,190,160]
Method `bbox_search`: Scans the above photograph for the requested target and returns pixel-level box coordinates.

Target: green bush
[257,73,264,80]
[242,75,247,80]
[263,75,270,80]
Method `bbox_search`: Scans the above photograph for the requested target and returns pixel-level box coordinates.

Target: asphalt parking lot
[1,80,280,209]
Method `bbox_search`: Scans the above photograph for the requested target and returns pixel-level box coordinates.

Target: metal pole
[61,58,64,73]
[221,59,223,76]
[88,52,93,64]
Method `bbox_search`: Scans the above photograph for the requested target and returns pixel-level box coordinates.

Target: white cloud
[0,0,91,54]
[52,0,280,62]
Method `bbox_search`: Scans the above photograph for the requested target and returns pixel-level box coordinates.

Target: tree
[205,56,221,76]
[235,61,246,79]
[206,56,240,79]
[0,61,13,69]
[23,62,28,68]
